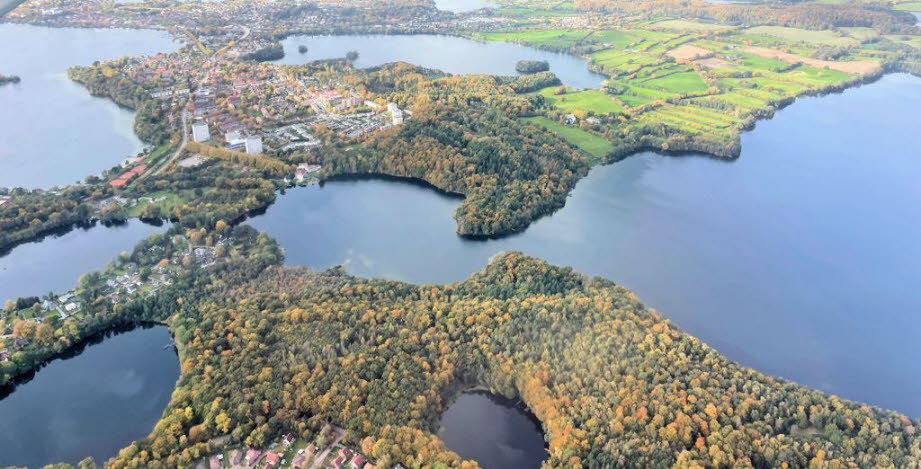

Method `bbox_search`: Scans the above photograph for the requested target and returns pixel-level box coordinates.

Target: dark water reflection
[250,74,921,417]
[0,325,179,467]
[438,392,547,468]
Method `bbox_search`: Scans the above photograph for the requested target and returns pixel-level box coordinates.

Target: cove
[0,24,178,189]
[0,324,179,468]
[0,220,168,304]
[249,73,921,417]
[438,392,547,468]
[274,34,605,89]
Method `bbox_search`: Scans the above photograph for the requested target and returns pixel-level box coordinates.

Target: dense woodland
[56,246,915,468]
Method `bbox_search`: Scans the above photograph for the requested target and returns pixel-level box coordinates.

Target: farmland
[523,116,613,160]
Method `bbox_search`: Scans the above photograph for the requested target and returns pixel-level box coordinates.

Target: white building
[245,136,264,155]
[192,122,211,142]
[387,102,400,114]
[392,109,404,126]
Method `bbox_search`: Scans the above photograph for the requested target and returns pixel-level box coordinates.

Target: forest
[24,241,907,468]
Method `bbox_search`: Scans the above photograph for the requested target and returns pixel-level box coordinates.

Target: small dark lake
[0,325,179,468]
[250,73,921,417]
[0,220,168,304]
[275,34,605,89]
[438,392,547,468]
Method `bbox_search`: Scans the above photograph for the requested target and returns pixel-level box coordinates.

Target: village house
[349,454,366,468]
[264,451,281,466]
[246,448,263,466]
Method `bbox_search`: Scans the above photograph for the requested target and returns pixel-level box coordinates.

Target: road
[148,108,189,178]
[308,427,344,469]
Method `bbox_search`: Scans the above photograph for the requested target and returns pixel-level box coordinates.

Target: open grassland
[538,87,624,113]
[523,116,613,160]
[743,26,859,46]
[481,29,590,48]
[641,69,709,94]
[651,19,734,32]
[893,1,921,10]
[744,46,881,74]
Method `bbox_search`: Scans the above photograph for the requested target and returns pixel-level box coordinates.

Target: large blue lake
[0,24,177,188]
[250,73,921,418]
[275,34,605,89]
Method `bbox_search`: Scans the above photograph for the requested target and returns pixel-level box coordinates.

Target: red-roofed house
[246,448,263,465]
[265,452,280,466]
[349,454,366,468]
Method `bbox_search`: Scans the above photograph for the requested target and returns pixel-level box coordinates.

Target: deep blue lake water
[0,24,177,188]
[250,73,921,417]
[0,325,179,467]
[275,34,605,89]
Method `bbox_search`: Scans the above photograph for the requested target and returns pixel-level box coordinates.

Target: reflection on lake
[433,0,495,13]
[438,392,546,468]
[275,34,605,89]
[250,73,921,417]
[0,220,168,304]
[0,24,178,188]
[0,325,179,467]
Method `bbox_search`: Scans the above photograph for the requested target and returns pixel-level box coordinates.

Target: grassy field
[651,19,733,32]
[641,70,709,94]
[538,87,624,113]
[523,117,613,160]
[481,30,590,48]
[893,1,921,10]
[743,26,858,46]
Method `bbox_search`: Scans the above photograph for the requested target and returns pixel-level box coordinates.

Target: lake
[0,24,178,189]
[433,0,495,13]
[275,34,605,89]
[250,73,921,417]
[438,392,546,468]
[0,325,179,468]
[0,220,168,304]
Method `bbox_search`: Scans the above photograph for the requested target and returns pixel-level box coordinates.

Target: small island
[515,59,549,74]
[298,45,308,54]
[0,74,21,86]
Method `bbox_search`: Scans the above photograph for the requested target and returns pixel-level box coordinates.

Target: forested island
[515,59,550,74]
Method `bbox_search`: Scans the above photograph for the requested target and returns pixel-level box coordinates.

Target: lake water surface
[0,24,178,188]
[0,325,179,467]
[250,73,921,417]
[433,0,495,13]
[275,34,605,89]
[0,220,168,304]
[438,392,546,468]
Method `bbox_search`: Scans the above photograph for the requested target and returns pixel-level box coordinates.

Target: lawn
[523,117,614,160]
[743,26,858,46]
[538,88,624,114]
